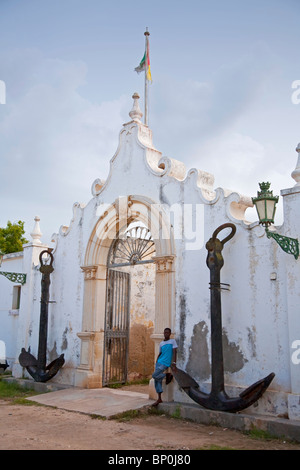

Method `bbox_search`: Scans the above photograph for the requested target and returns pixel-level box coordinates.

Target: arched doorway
[75,196,175,389]
[103,224,156,386]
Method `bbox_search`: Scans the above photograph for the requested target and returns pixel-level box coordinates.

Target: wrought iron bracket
[266,228,299,260]
[0,271,27,285]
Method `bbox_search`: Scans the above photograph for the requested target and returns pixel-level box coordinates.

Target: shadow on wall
[128,323,154,380]
[186,321,246,381]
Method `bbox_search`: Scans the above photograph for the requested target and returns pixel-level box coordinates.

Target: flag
[146,39,152,82]
[134,52,146,74]
[134,35,152,82]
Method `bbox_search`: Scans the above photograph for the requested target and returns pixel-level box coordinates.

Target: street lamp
[252,182,299,260]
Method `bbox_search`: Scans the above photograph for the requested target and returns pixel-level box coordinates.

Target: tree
[0,220,29,254]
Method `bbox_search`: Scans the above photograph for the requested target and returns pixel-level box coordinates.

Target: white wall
[0,253,23,366]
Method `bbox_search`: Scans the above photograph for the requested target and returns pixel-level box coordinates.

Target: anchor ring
[39,249,54,267]
[212,223,236,246]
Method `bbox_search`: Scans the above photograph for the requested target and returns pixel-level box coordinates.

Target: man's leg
[152,363,166,406]
[165,371,173,384]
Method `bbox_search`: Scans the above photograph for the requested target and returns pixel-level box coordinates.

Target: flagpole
[144,28,150,126]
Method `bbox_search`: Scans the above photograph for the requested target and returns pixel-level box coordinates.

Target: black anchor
[172,223,275,412]
[19,249,65,382]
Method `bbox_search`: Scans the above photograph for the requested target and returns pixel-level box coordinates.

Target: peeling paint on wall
[128,323,154,379]
[186,322,247,382]
[159,183,170,206]
[186,321,210,380]
[222,328,247,373]
[179,294,187,362]
[61,327,68,350]
[247,326,257,358]
[48,341,58,363]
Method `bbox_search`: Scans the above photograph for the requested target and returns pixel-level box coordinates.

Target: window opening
[12,286,21,310]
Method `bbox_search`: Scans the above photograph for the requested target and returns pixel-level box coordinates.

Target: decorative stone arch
[75,195,176,388]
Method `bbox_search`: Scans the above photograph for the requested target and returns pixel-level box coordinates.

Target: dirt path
[0,392,299,451]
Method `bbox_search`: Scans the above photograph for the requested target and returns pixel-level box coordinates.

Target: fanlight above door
[107,225,155,268]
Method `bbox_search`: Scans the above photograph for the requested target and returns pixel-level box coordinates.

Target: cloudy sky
[1,0,299,243]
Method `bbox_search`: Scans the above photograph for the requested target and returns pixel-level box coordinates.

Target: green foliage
[171,405,182,419]
[0,220,28,254]
[246,426,276,440]
[110,405,165,422]
[107,378,150,389]
[0,376,38,404]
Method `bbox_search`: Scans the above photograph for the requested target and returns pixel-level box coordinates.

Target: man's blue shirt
[157,338,178,367]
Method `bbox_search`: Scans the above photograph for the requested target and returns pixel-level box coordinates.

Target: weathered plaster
[222,328,247,373]
[186,321,210,380]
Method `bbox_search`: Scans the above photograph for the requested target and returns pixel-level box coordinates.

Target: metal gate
[102,269,130,386]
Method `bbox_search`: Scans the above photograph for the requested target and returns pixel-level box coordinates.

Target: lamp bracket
[266,228,299,260]
[0,271,27,285]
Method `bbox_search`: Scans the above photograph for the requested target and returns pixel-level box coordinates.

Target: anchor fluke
[171,367,199,391]
[19,348,38,367]
[19,348,65,383]
[173,367,275,413]
[238,372,275,403]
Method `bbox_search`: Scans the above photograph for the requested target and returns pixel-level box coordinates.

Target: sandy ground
[0,384,299,451]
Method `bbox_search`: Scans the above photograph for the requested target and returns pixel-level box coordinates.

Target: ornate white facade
[1,93,300,420]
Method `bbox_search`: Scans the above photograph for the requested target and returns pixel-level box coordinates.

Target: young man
[152,327,178,406]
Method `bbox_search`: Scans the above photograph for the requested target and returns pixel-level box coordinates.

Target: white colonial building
[1,93,300,420]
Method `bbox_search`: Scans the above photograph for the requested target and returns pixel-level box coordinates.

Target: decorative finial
[30,216,42,244]
[129,92,143,123]
[258,182,271,193]
[291,143,300,186]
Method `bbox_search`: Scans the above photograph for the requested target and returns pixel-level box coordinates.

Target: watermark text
[0,80,6,104]
[95,198,205,250]
[291,80,300,104]
[291,340,300,365]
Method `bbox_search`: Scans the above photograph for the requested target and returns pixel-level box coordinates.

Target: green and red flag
[135,33,152,82]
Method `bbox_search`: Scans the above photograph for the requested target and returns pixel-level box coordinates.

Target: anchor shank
[210,268,225,396]
[37,273,50,370]
[206,233,227,398]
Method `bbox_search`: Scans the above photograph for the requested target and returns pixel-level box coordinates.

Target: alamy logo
[0,340,6,362]
[291,340,300,365]
[0,80,6,104]
[96,197,205,250]
[291,80,300,105]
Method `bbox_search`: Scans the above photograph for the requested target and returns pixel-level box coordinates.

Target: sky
[0,0,300,244]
